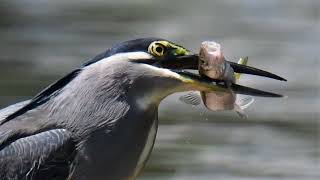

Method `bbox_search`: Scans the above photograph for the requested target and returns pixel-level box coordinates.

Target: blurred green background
[0,0,319,179]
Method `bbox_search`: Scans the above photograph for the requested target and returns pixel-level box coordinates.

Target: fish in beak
[178,42,252,118]
[157,53,286,98]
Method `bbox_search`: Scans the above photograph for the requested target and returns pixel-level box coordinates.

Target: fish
[198,41,235,85]
[179,41,254,118]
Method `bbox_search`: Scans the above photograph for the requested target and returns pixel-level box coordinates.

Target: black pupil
[155,46,163,53]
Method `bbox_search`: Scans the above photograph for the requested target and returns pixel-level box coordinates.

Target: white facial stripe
[85,51,181,79]
[86,52,153,67]
[140,63,181,79]
[125,52,153,61]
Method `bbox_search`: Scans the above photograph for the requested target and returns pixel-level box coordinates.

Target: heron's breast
[133,116,158,177]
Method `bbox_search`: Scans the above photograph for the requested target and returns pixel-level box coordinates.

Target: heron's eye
[148,42,167,57]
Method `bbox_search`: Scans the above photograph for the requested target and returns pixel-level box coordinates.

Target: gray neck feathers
[45,60,133,138]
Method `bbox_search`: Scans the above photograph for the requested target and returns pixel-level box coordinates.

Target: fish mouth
[158,54,286,97]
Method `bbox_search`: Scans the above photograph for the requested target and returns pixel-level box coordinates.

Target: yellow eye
[148,42,167,57]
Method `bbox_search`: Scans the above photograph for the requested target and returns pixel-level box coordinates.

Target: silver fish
[198,41,235,85]
[180,41,254,118]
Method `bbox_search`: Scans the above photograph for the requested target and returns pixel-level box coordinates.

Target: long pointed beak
[227,61,287,81]
[174,70,283,97]
[159,54,285,97]
[162,54,286,81]
[157,54,198,69]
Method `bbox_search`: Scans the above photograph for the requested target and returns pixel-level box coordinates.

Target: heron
[0,38,286,180]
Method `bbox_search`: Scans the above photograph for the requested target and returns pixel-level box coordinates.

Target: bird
[0,38,286,180]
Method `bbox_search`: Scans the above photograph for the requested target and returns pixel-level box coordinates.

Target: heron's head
[80,38,285,108]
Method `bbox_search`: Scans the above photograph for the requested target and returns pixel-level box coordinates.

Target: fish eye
[199,53,205,63]
[148,42,167,57]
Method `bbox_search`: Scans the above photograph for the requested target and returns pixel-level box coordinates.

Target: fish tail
[236,110,248,119]
[234,56,248,81]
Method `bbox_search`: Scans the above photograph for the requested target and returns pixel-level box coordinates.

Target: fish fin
[179,92,201,106]
[235,108,248,119]
[200,107,208,116]
[234,56,249,81]
[236,95,255,110]
[233,104,248,119]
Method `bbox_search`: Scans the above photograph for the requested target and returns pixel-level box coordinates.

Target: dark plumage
[0,129,75,180]
[83,37,164,67]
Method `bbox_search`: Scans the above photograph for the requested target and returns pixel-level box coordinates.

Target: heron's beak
[158,54,285,97]
[164,54,287,81]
